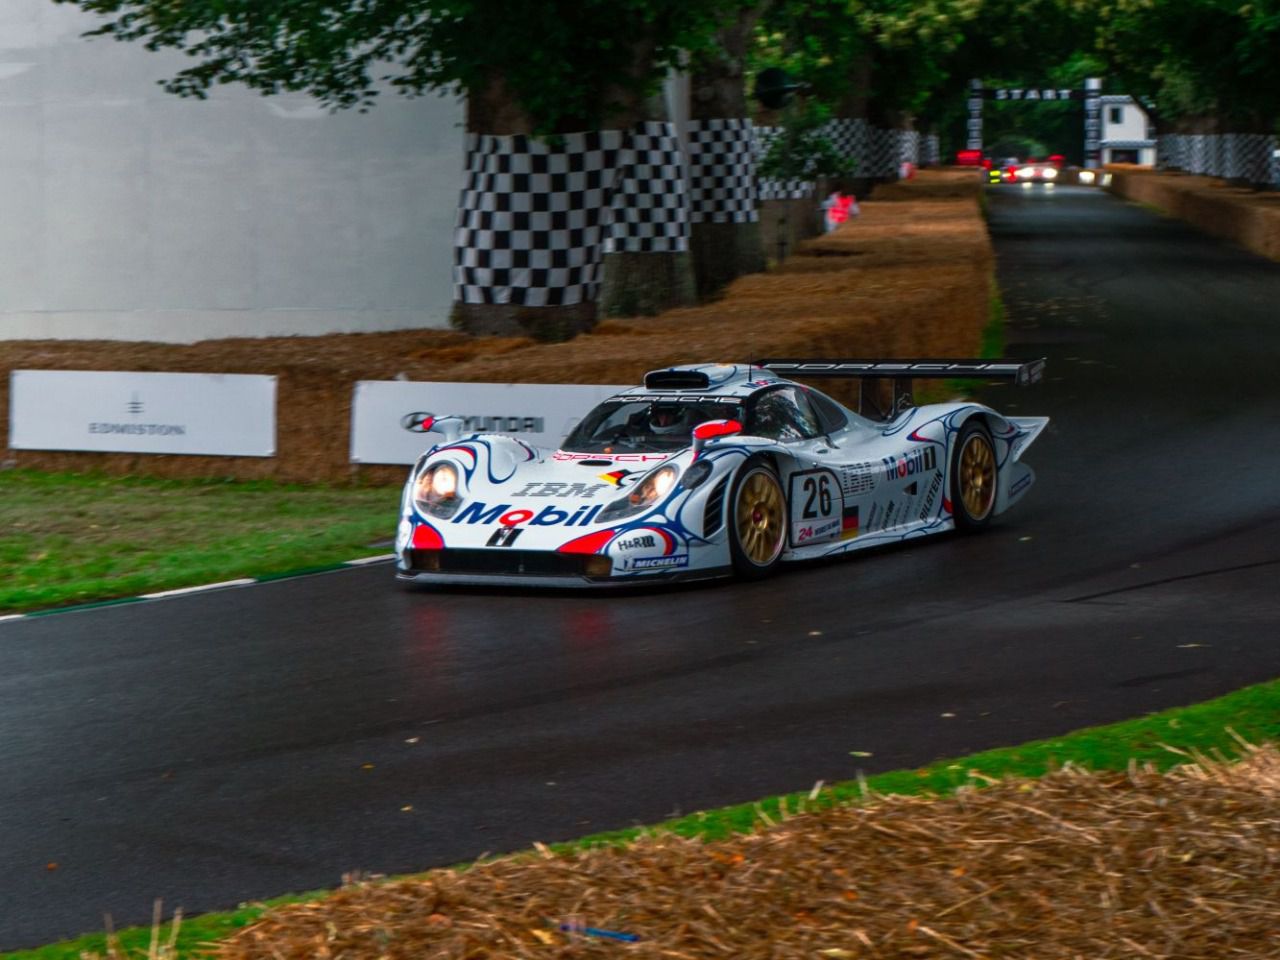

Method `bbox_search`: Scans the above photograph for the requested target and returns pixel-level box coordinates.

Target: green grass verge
[979,287,1007,359]
[7,677,1278,960]
[0,470,401,614]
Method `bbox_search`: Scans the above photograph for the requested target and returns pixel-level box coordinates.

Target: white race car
[395,359,1048,587]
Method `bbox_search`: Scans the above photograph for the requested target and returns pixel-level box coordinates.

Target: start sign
[985,87,1081,101]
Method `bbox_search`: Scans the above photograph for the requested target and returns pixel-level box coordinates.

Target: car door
[745,386,848,547]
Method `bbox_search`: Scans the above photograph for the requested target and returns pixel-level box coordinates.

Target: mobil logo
[451,501,603,527]
[883,445,937,481]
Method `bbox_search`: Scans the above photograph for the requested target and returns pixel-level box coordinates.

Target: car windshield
[562,397,743,453]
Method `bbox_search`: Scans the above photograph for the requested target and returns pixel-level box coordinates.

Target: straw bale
[1107,168,1280,262]
[211,745,1280,960]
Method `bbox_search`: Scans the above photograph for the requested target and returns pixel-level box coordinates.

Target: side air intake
[703,475,731,536]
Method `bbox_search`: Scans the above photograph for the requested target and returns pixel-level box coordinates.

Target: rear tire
[952,420,996,532]
[728,459,786,578]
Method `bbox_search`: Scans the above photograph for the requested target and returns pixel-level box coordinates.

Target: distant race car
[396,360,1048,587]
[1010,160,1060,183]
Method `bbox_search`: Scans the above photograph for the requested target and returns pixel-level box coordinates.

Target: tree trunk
[834,55,876,196]
[450,76,605,341]
[598,90,697,317]
[687,7,766,299]
[599,249,696,317]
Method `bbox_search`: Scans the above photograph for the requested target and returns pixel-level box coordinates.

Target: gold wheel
[733,466,786,570]
[958,430,996,522]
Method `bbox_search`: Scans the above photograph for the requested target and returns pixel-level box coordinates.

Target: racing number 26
[800,473,834,519]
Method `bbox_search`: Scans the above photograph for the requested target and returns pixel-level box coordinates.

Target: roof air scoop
[643,369,712,390]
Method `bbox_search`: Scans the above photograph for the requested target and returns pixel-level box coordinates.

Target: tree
[58,0,746,338]
[1096,0,1280,134]
[686,4,768,299]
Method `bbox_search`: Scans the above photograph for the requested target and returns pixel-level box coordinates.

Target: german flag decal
[598,470,631,486]
[841,505,859,540]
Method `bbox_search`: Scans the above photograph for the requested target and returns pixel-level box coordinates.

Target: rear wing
[757,358,1046,419]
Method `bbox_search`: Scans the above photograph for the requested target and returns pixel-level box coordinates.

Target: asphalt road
[4,184,1280,949]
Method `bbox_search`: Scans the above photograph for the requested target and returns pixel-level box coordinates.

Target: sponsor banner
[350,380,627,465]
[9,370,276,457]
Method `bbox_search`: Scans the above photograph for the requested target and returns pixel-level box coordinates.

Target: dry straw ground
[202,745,1280,960]
[0,172,991,484]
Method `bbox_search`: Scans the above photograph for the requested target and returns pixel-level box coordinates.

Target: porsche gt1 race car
[395,359,1048,587]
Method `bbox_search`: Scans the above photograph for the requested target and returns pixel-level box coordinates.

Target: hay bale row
[208,746,1280,960]
[1107,168,1280,262]
[0,173,992,485]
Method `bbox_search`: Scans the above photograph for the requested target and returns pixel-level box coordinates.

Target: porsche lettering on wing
[453,502,604,526]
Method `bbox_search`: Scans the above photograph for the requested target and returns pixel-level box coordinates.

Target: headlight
[1043,167,1057,180]
[413,462,463,519]
[1016,167,1033,179]
[680,460,713,491]
[431,465,457,498]
[1078,170,1096,185]
[597,464,680,524]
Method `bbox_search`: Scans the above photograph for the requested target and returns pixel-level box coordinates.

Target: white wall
[0,1,463,343]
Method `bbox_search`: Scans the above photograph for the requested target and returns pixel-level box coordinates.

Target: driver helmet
[647,403,690,435]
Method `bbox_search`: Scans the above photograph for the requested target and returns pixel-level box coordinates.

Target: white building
[1100,95,1156,166]
[0,0,464,343]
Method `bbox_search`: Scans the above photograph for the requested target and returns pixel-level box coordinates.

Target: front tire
[952,420,997,531]
[729,459,787,578]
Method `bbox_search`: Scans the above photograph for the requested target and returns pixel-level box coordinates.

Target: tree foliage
[757,100,857,181]
[55,0,746,132]
[1094,0,1280,130]
[55,0,1278,137]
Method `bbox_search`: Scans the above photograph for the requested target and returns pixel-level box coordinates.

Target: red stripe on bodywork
[412,522,444,550]
[557,529,617,555]
[436,445,477,462]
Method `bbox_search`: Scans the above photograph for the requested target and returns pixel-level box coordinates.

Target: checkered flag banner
[1229,134,1276,184]
[923,134,941,166]
[687,118,759,223]
[899,130,922,166]
[1159,132,1277,185]
[605,121,690,254]
[1157,134,1185,171]
[454,130,624,308]
[752,125,814,201]
[868,127,901,178]
[825,117,871,172]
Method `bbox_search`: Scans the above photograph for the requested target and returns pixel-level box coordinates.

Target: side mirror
[692,419,743,459]
[423,414,465,444]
